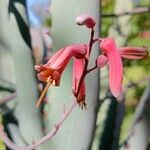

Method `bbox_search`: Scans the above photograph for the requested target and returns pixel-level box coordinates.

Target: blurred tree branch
[0,77,16,93]
[120,84,150,149]
[0,92,17,105]
[0,98,77,150]
[102,6,150,18]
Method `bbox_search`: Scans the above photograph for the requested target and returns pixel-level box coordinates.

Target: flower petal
[100,38,123,98]
[72,58,85,103]
[118,47,148,60]
[48,44,86,70]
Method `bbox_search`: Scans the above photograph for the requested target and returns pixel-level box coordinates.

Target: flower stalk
[35,14,149,105]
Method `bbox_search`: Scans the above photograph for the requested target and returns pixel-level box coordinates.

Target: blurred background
[0,0,150,150]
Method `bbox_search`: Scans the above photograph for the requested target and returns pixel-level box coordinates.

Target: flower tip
[35,65,40,71]
[110,77,123,100]
[112,89,122,99]
[76,14,95,28]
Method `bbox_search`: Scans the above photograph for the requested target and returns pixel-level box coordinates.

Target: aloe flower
[99,38,123,98]
[35,44,86,85]
[97,38,148,98]
[72,58,86,105]
[35,44,87,107]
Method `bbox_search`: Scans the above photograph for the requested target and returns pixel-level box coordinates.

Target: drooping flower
[35,44,87,107]
[99,38,123,98]
[35,44,86,85]
[97,38,149,98]
[76,14,96,29]
[72,58,86,106]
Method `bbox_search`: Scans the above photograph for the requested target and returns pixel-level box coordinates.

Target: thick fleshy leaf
[72,58,85,103]
[118,47,148,60]
[100,38,123,98]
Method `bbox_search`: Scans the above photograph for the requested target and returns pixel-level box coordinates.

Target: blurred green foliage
[140,0,150,6]
[101,0,150,146]
[44,16,52,27]
[101,0,115,36]
[120,0,150,144]
[0,139,6,150]
[0,114,6,150]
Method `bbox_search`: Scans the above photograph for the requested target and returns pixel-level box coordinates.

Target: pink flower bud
[76,14,96,28]
[96,55,108,68]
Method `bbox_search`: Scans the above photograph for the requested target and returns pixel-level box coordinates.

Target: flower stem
[86,65,97,74]
[88,28,95,56]
[75,28,95,97]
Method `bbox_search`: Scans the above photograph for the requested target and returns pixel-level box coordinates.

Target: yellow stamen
[52,80,56,86]
[36,77,52,108]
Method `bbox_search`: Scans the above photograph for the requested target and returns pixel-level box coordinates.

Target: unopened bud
[76,14,96,28]
[96,55,108,68]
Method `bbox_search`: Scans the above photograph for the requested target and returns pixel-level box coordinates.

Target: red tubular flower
[97,39,149,98]
[35,44,87,107]
[72,58,86,105]
[99,38,123,98]
[35,44,86,85]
